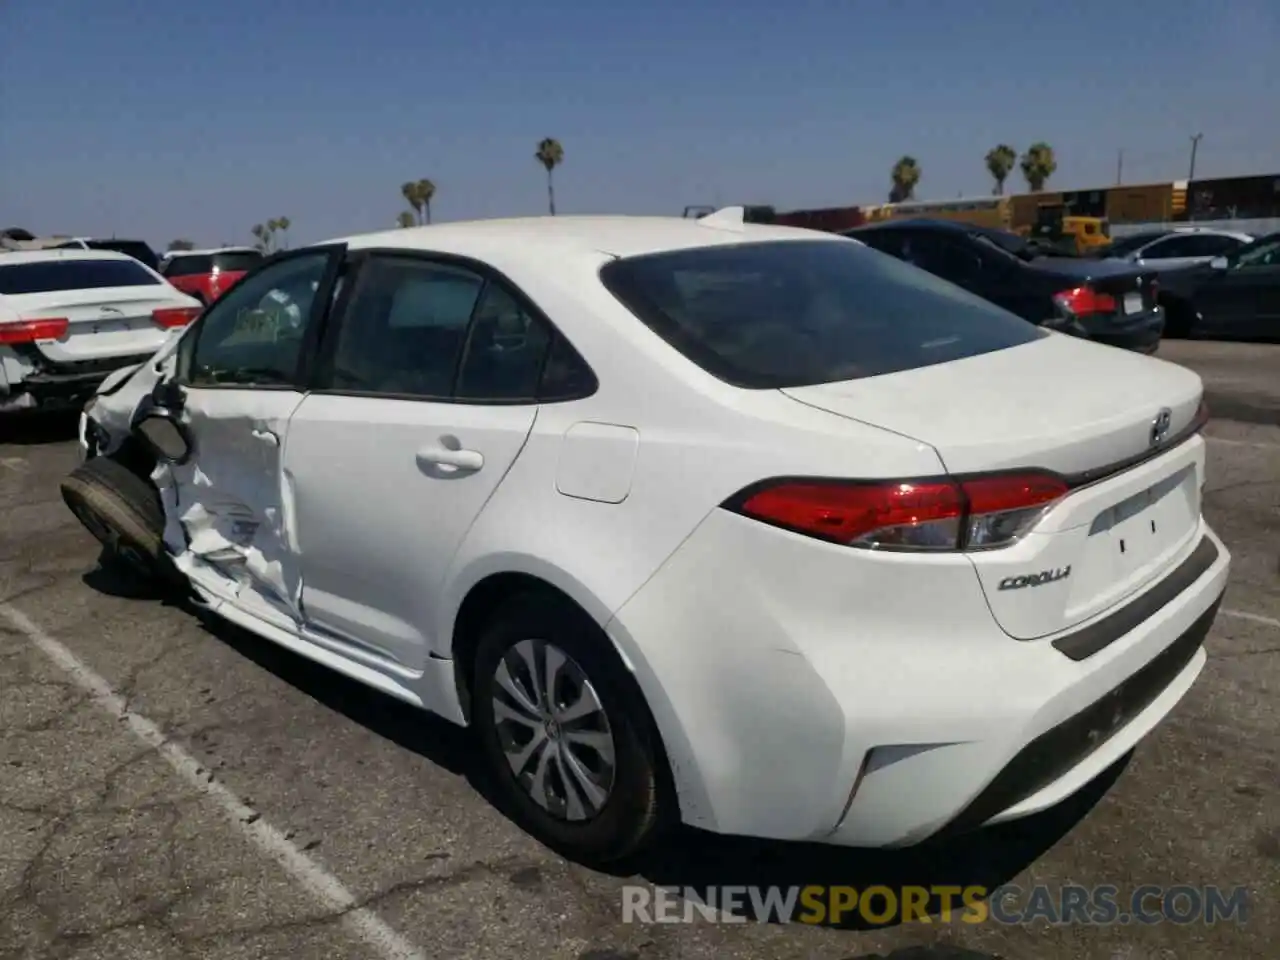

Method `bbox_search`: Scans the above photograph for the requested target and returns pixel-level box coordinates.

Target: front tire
[472,592,670,863]
[60,456,169,582]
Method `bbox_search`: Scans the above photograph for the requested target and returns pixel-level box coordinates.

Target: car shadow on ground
[81,560,1125,937]
[0,410,79,446]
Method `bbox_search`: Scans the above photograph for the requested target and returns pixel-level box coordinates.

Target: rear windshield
[163,255,213,277]
[213,251,263,272]
[0,259,162,295]
[598,239,1043,388]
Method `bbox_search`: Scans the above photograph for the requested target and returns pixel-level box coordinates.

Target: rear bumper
[608,510,1228,848]
[1084,306,1165,353]
[0,345,154,413]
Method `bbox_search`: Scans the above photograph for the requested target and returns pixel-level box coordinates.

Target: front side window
[1233,236,1280,269]
[599,239,1043,389]
[184,250,333,387]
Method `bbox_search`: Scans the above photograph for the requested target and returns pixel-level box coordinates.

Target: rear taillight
[1054,286,1116,316]
[0,317,69,344]
[152,306,201,328]
[726,472,1069,551]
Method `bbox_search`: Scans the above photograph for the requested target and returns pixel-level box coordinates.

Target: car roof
[0,248,143,265]
[327,215,833,262]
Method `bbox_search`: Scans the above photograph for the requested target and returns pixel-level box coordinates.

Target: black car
[844,219,1164,353]
[1158,232,1280,340]
[51,238,160,271]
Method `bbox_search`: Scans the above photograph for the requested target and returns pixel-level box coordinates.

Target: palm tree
[277,216,291,249]
[396,211,416,228]
[889,156,921,202]
[401,182,423,224]
[1020,143,1057,192]
[535,138,564,215]
[251,223,268,252]
[400,180,436,224]
[416,179,435,224]
[984,145,1017,195]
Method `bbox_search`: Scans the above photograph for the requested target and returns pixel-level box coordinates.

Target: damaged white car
[64,213,1229,863]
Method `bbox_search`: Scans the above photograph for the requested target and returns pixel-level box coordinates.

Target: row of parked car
[3,217,1276,419]
[841,219,1279,345]
[0,241,263,414]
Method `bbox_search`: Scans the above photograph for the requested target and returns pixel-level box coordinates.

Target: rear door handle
[416,446,484,472]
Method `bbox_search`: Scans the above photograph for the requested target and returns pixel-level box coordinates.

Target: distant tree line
[889,143,1059,202]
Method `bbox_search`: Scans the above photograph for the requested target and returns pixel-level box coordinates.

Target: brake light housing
[1054,286,1116,316]
[152,306,201,328]
[0,317,70,344]
[725,471,1069,552]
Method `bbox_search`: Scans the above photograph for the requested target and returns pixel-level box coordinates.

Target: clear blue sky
[2,0,1277,249]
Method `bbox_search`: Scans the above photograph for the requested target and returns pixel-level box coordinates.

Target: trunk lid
[782,334,1207,639]
[11,286,191,362]
[1033,257,1159,314]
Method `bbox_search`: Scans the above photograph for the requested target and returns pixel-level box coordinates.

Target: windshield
[84,240,159,270]
[598,239,1043,389]
[1230,233,1280,268]
[0,258,162,294]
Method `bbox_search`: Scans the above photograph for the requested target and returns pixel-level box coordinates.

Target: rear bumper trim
[934,590,1222,839]
[1051,535,1219,661]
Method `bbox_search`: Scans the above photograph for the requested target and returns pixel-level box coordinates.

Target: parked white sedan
[64,212,1230,862]
[1,249,201,414]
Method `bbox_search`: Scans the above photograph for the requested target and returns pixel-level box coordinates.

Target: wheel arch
[446,559,632,724]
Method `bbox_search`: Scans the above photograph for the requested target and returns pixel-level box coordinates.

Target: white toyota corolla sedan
[65,210,1230,862]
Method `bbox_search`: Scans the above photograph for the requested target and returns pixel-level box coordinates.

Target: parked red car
[158,247,263,305]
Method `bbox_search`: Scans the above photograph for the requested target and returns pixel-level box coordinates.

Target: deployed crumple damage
[87,349,304,623]
[85,339,178,454]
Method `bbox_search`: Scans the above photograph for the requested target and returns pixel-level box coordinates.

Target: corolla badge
[998,566,1071,591]
[1150,407,1173,447]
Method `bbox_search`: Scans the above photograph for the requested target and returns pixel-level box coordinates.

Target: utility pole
[1188,133,1203,181]
[1116,149,1124,185]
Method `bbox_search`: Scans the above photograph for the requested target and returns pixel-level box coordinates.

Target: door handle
[416,446,484,472]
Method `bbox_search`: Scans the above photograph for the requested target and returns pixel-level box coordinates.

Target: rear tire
[471,591,671,863]
[60,456,170,582]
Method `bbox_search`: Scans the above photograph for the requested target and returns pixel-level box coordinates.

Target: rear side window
[599,239,1042,389]
[0,259,161,294]
[212,251,263,273]
[163,255,214,277]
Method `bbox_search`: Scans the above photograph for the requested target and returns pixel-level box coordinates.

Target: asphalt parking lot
[1,340,1277,960]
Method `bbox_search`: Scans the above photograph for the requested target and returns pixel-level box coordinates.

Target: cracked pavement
[1,340,1278,960]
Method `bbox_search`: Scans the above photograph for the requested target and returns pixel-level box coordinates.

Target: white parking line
[1223,608,1280,630]
[1205,436,1280,450]
[0,602,427,960]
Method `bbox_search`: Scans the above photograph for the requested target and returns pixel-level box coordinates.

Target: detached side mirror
[132,406,193,464]
[1209,256,1229,270]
